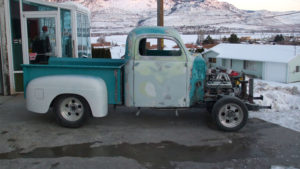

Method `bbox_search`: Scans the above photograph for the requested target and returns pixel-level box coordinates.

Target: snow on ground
[110,46,126,59]
[251,79,300,132]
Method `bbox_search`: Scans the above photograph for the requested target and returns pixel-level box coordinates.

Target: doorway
[22,13,60,65]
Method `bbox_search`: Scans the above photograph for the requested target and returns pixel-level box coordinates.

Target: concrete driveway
[0,94,299,169]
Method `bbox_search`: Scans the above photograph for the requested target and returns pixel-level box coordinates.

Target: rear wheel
[212,97,248,131]
[54,95,90,128]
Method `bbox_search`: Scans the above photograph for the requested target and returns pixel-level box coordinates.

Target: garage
[209,44,300,83]
[263,62,287,83]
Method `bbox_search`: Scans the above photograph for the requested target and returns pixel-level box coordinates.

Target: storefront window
[77,13,82,57]
[86,15,91,57]
[77,13,91,58]
[61,9,72,58]
[27,17,56,64]
[23,0,57,11]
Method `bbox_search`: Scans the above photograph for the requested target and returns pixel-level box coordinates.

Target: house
[0,0,91,95]
[205,44,300,83]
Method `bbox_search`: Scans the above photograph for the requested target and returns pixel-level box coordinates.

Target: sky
[218,0,300,11]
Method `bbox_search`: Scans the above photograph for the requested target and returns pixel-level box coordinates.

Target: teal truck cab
[22,27,269,131]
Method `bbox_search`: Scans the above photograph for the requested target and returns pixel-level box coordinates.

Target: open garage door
[264,62,287,83]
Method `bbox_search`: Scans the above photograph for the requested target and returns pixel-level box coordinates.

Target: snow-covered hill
[50,0,300,35]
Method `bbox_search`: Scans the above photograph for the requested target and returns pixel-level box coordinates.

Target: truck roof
[129,26,182,39]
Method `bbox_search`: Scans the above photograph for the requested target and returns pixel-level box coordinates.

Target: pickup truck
[22,26,269,131]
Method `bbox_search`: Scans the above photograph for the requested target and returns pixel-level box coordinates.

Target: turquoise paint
[131,26,166,36]
[48,57,127,66]
[189,55,206,105]
[22,57,127,104]
[124,31,134,60]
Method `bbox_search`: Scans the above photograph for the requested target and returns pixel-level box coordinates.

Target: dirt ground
[0,94,299,169]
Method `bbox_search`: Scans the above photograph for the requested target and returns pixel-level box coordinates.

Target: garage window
[244,61,256,71]
[296,66,300,72]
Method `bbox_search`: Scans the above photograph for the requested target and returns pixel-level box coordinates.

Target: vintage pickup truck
[22,26,269,131]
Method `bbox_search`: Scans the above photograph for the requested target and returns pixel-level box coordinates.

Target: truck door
[133,37,188,107]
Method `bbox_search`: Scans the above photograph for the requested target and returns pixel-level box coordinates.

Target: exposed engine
[205,68,242,100]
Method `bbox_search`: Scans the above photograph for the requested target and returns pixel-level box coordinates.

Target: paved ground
[0,94,300,169]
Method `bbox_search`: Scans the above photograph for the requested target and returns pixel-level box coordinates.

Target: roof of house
[210,44,300,63]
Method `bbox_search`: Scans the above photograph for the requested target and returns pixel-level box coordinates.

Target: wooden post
[157,0,164,27]
[157,0,164,50]
[0,0,11,95]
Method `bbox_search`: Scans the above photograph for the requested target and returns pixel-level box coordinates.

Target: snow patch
[250,79,300,132]
[254,80,300,112]
[270,165,299,169]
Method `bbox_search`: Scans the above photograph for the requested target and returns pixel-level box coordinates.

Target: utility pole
[157,0,164,50]
[157,0,164,27]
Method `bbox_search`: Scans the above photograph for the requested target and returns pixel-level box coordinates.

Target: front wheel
[212,97,248,132]
[54,95,90,128]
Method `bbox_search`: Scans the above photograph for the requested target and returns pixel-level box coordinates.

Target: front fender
[26,75,108,117]
[189,55,206,105]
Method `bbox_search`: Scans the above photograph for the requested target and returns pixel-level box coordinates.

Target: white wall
[263,62,287,83]
[287,55,300,83]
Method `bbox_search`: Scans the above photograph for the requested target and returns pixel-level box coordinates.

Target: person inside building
[32,26,51,64]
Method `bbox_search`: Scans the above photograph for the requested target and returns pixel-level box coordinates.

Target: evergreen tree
[203,35,214,44]
[274,34,284,42]
[228,34,240,43]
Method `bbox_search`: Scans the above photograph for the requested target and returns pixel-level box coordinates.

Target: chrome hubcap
[218,103,243,128]
[59,97,84,122]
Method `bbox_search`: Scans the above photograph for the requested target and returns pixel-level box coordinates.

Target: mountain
[50,0,300,35]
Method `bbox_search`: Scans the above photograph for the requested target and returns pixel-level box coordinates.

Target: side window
[209,58,216,63]
[296,66,300,72]
[139,38,182,57]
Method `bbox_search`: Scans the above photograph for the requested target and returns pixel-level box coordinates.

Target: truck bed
[22,57,127,104]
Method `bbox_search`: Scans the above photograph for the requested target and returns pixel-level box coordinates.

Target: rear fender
[26,75,108,117]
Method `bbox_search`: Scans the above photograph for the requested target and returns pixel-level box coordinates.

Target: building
[0,0,91,95]
[206,44,300,83]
